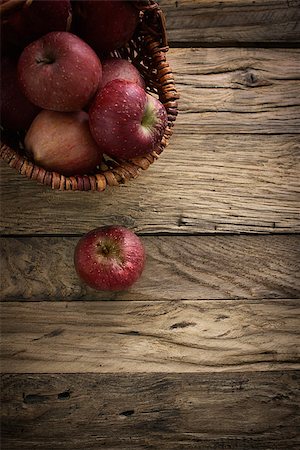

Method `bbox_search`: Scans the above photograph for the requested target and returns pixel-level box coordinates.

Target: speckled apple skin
[25,110,103,176]
[100,58,145,89]
[18,32,102,112]
[74,226,146,291]
[89,79,168,159]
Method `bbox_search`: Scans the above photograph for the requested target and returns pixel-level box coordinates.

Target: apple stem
[97,243,110,256]
[35,56,55,65]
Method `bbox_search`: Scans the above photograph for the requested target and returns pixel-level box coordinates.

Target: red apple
[18,31,102,112]
[89,80,168,159]
[25,110,103,176]
[1,0,72,50]
[74,226,146,291]
[100,58,145,90]
[73,0,139,53]
[1,56,40,131]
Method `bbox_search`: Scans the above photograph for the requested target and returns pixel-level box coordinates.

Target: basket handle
[157,8,168,48]
[134,1,168,48]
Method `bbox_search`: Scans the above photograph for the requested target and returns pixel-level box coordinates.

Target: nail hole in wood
[119,409,135,416]
[58,391,71,400]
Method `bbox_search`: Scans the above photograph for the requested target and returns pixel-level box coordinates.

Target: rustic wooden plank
[1,300,299,373]
[1,371,299,449]
[171,48,300,134]
[160,0,300,44]
[1,235,299,301]
[1,133,299,234]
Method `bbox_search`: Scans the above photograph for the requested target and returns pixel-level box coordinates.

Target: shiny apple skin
[100,58,145,89]
[74,226,146,291]
[18,32,102,112]
[89,80,168,159]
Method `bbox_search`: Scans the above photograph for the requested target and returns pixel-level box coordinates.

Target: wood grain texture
[172,48,300,134]
[1,371,299,449]
[1,132,299,235]
[1,300,299,373]
[1,235,299,301]
[160,0,300,44]
[1,6,299,449]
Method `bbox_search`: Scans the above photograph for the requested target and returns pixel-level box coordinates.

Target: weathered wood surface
[160,0,300,45]
[1,133,299,234]
[1,300,299,373]
[1,7,299,449]
[1,371,299,449]
[172,48,300,134]
[1,133,299,235]
[1,235,299,301]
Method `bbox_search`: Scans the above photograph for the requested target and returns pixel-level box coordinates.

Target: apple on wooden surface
[74,226,146,291]
[74,0,139,53]
[25,110,103,176]
[1,57,40,131]
[1,0,72,51]
[100,58,145,89]
[89,80,168,159]
[18,31,102,112]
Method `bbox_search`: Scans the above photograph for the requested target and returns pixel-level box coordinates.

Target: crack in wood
[170,321,197,329]
[119,409,135,417]
[32,328,64,341]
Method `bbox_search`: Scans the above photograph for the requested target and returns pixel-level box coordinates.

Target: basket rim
[0,0,179,191]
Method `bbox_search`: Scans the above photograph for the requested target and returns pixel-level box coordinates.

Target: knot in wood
[244,71,258,87]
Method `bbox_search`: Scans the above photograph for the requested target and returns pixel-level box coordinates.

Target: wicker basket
[0,0,179,191]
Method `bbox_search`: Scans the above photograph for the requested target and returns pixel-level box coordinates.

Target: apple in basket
[1,56,40,131]
[74,226,146,291]
[1,0,72,52]
[89,79,168,159]
[73,0,139,53]
[100,58,145,89]
[18,31,102,112]
[25,110,103,176]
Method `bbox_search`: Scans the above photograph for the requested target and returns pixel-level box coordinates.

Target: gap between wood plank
[2,231,300,238]
[169,42,300,48]
[160,0,300,46]
[0,298,298,303]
